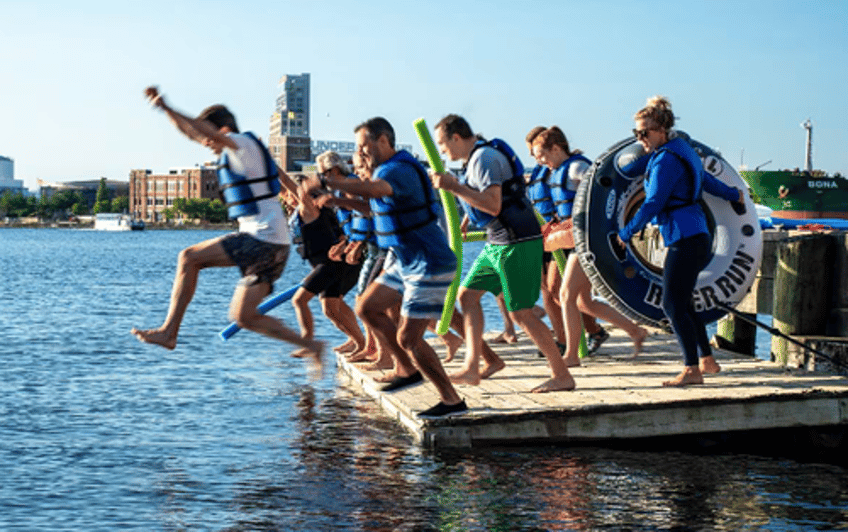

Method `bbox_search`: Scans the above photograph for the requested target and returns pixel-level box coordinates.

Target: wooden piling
[772,234,835,366]
[828,232,848,336]
[714,313,757,355]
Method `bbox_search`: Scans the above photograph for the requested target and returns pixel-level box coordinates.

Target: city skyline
[2,0,846,191]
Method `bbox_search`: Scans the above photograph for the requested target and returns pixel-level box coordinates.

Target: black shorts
[220,233,289,291]
[302,260,362,299]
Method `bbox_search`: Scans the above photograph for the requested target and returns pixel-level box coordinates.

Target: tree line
[0,189,130,219]
[2,176,229,223]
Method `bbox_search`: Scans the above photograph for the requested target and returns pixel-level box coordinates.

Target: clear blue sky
[2,0,846,191]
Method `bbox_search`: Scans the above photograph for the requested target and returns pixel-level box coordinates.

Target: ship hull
[740,170,848,220]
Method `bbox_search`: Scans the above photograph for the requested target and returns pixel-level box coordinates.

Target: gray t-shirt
[463,145,540,245]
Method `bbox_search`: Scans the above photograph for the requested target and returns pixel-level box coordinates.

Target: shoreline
[1,221,236,231]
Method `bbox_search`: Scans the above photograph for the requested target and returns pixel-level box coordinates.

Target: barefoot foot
[131,328,177,350]
[489,331,518,344]
[449,367,482,386]
[631,327,649,356]
[480,359,506,379]
[662,366,704,387]
[562,356,581,368]
[346,347,377,363]
[531,375,576,393]
[373,372,398,383]
[700,355,721,375]
[442,333,463,363]
[360,358,394,371]
[333,339,357,353]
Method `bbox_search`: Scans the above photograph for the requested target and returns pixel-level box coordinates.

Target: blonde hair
[315,150,351,175]
[634,95,676,131]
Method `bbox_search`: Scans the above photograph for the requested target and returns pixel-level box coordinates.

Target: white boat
[94,213,144,231]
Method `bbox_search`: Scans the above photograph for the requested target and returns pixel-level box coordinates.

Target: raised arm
[144,86,238,151]
[323,173,393,199]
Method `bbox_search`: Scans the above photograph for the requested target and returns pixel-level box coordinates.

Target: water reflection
[3,229,847,531]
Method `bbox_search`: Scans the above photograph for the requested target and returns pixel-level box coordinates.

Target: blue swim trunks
[376,251,455,320]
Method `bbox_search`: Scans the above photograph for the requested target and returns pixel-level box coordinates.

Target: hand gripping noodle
[575,131,762,329]
[413,118,462,335]
[219,284,301,341]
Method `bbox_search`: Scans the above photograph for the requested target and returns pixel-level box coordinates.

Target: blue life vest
[526,165,556,222]
[349,209,375,243]
[460,138,528,228]
[371,150,441,249]
[655,136,705,209]
[334,173,358,236]
[217,132,281,219]
[550,153,591,219]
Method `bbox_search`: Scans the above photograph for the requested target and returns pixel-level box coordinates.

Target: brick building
[129,166,218,221]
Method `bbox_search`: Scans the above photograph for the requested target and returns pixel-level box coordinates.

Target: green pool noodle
[413,118,462,335]
[462,231,487,243]
[534,210,587,358]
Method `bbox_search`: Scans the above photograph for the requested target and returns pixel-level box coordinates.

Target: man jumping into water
[131,87,323,365]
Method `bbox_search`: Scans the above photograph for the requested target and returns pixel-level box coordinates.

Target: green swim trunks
[461,238,543,312]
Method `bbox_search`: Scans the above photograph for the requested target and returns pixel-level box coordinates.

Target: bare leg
[447,307,504,378]
[357,283,417,378]
[450,287,488,385]
[434,325,463,363]
[290,287,316,357]
[321,297,365,354]
[543,261,566,345]
[491,293,518,343]
[131,236,234,349]
[230,282,323,366]
[398,317,463,405]
[511,307,575,393]
[347,294,379,362]
[562,254,648,363]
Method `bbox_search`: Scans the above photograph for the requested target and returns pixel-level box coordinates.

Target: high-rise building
[271,73,310,137]
[0,155,24,194]
[268,73,311,171]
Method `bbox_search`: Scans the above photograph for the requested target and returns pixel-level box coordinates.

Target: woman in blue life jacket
[615,96,745,387]
[533,127,648,367]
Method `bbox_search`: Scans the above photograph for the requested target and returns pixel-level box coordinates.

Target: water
[1,228,846,531]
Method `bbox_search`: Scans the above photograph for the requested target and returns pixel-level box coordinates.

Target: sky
[2,0,847,191]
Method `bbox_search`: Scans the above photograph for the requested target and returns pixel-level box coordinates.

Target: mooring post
[772,234,835,367]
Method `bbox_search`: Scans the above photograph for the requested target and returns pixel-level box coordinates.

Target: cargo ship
[740,120,848,220]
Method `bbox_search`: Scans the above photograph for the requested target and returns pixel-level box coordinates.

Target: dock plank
[337,327,848,449]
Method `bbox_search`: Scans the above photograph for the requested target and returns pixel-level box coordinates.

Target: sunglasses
[632,128,655,140]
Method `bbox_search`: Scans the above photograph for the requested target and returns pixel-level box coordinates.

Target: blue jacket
[618,137,739,245]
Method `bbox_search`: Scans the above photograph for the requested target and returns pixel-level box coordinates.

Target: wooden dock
[336,327,848,449]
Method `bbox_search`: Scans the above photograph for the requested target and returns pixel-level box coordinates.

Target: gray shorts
[220,233,290,291]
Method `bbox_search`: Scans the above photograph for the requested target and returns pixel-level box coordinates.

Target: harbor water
[1,228,846,531]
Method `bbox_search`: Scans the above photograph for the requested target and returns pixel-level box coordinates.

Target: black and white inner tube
[573,131,763,330]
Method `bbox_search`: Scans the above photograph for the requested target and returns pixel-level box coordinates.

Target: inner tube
[574,131,762,330]
[219,283,301,341]
[413,118,462,335]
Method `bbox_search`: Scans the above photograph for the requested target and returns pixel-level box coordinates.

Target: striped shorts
[376,252,455,320]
